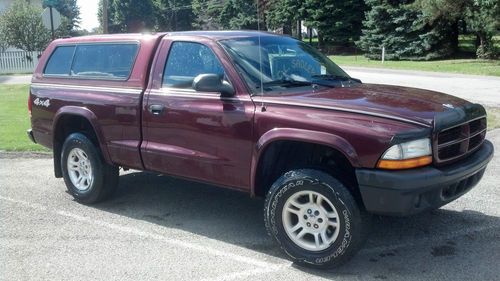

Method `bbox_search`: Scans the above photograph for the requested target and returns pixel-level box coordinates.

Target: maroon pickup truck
[28,31,493,268]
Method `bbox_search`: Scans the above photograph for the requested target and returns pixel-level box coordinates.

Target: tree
[155,0,194,31]
[0,0,51,51]
[304,0,366,47]
[265,0,305,35]
[357,0,455,60]
[218,0,260,29]
[192,0,261,30]
[43,0,81,35]
[414,0,499,59]
[266,0,366,46]
[99,0,156,33]
[192,0,223,30]
[0,19,9,52]
[467,0,500,58]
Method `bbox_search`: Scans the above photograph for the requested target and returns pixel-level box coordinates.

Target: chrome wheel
[67,148,93,191]
[282,190,340,252]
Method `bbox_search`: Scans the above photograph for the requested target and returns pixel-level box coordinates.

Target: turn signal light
[377,156,432,170]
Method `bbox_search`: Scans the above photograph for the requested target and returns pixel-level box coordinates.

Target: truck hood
[256,84,471,127]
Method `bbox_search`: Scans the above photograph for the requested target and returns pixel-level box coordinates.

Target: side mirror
[192,74,235,97]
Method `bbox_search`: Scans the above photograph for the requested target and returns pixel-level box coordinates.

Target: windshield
[219,36,355,94]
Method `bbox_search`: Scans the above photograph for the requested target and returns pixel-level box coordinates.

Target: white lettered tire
[264,169,369,268]
[61,133,118,204]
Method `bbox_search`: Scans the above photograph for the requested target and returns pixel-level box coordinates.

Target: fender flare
[53,106,112,165]
[250,128,360,196]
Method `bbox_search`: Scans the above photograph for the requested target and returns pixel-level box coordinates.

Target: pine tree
[265,0,305,34]
[219,0,260,29]
[304,0,366,47]
[99,0,156,33]
[192,0,224,30]
[155,0,194,31]
[192,0,261,30]
[357,0,455,60]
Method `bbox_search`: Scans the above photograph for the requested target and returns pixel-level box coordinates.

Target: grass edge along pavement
[0,84,49,152]
[0,84,499,152]
[330,56,500,77]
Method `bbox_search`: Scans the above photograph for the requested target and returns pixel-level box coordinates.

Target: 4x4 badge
[33,98,51,108]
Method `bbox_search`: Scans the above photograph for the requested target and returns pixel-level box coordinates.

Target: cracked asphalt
[0,129,499,281]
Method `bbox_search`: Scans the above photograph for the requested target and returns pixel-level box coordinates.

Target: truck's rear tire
[264,169,369,269]
[61,133,118,204]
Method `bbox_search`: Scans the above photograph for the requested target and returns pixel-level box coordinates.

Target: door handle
[149,104,165,115]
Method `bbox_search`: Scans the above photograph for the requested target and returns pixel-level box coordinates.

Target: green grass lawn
[0,84,48,152]
[487,107,500,131]
[0,72,32,76]
[330,55,500,77]
[303,34,500,76]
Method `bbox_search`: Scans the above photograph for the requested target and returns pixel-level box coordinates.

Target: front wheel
[61,133,118,204]
[264,169,369,268]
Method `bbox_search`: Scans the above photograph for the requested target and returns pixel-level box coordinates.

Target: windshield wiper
[311,74,361,83]
[261,79,313,88]
[260,78,338,90]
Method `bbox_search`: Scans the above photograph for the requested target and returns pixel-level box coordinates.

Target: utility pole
[103,0,109,34]
[297,20,302,41]
[49,6,55,40]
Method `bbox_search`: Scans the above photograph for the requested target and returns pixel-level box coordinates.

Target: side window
[71,44,138,79]
[44,46,75,76]
[162,42,225,89]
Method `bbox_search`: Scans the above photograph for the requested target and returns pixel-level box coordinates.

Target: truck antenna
[257,1,266,112]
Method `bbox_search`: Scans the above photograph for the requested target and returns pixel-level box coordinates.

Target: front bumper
[356,140,494,216]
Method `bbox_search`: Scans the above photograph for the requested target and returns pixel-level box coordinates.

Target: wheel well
[53,115,100,178]
[254,141,363,206]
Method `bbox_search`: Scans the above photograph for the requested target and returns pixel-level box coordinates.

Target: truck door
[141,37,255,190]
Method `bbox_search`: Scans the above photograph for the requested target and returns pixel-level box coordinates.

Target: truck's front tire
[61,133,118,204]
[264,169,368,268]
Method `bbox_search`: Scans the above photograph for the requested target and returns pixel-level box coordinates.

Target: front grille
[435,117,486,164]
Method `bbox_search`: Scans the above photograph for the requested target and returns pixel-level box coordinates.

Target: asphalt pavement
[342,67,500,107]
[0,75,32,85]
[1,130,499,281]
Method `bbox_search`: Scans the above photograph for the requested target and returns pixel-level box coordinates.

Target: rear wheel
[264,169,369,268]
[61,133,118,204]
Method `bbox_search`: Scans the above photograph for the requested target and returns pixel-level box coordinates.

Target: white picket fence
[0,51,43,74]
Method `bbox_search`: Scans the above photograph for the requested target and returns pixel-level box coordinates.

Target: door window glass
[163,42,225,89]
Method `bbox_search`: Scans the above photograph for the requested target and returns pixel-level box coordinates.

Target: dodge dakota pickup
[28,31,494,268]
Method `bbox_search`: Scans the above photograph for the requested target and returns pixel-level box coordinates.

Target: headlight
[377,138,432,170]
